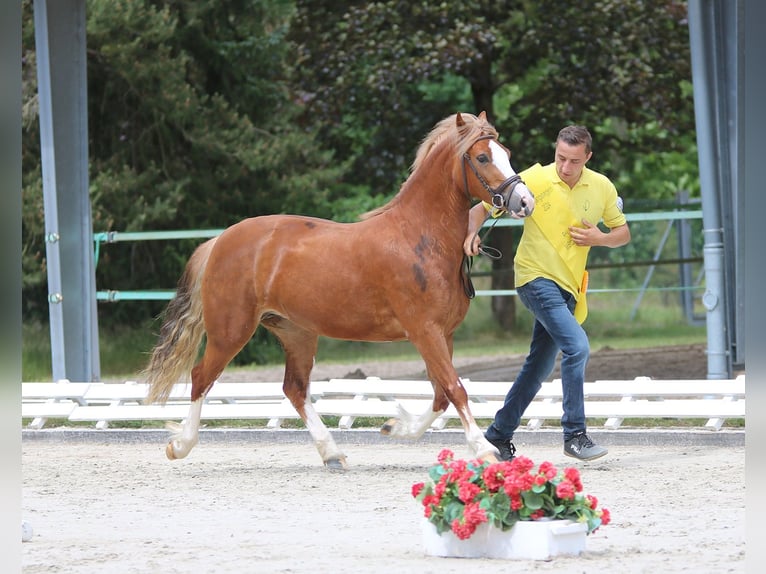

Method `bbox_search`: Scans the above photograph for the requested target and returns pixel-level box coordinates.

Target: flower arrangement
[412,449,610,541]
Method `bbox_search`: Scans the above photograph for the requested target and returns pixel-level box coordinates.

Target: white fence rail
[22,375,745,432]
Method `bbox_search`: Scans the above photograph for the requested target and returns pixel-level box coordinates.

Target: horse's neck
[387,164,471,245]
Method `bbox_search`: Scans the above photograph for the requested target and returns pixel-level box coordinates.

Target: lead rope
[461,215,504,299]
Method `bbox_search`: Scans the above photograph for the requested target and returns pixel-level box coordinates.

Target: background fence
[93,208,706,325]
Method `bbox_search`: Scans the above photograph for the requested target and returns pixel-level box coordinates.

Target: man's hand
[463,233,481,256]
[569,219,631,248]
[568,219,603,246]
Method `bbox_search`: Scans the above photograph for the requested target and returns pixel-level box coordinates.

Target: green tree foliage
[496,0,694,179]
[22,0,346,326]
[289,0,694,197]
[288,0,522,196]
[22,0,700,355]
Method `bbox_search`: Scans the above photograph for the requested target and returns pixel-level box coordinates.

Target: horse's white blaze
[488,139,535,212]
[488,140,516,177]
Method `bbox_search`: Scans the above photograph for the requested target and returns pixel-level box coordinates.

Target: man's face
[554,140,592,188]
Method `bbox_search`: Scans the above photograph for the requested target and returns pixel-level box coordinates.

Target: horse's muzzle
[508,183,535,217]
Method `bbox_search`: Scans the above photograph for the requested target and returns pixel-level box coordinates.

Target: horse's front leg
[435,376,499,461]
[380,383,448,438]
[385,332,498,461]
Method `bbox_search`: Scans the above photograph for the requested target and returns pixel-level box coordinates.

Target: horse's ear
[478,111,487,121]
[456,112,465,127]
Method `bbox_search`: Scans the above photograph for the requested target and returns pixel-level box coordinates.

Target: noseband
[462,135,525,211]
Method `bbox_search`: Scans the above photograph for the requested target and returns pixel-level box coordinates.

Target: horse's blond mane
[360,112,498,220]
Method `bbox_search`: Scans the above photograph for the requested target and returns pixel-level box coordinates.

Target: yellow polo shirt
[484,162,626,321]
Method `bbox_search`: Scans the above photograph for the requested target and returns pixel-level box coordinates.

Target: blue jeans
[485,278,589,442]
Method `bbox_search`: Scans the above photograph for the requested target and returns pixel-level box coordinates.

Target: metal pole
[33,0,100,381]
[687,0,733,379]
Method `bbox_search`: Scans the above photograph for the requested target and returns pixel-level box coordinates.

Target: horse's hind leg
[265,320,347,469]
[166,314,257,460]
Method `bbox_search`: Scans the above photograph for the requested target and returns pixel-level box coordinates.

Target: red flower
[503,480,520,497]
[448,458,468,475]
[514,472,535,491]
[482,462,512,492]
[450,501,488,539]
[586,494,598,509]
[451,502,487,540]
[556,480,576,500]
[511,455,535,474]
[600,507,611,526]
[463,501,488,526]
[437,449,454,464]
[412,482,425,498]
[458,481,481,503]
[564,467,583,491]
[451,520,476,540]
[538,461,558,479]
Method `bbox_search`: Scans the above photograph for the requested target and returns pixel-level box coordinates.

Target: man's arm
[463,203,491,256]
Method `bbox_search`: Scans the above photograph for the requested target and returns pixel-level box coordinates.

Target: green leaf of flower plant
[443,500,464,524]
[486,494,510,522]
[522,490,544,510]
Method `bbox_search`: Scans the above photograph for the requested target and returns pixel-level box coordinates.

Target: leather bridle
[461,135,525,212]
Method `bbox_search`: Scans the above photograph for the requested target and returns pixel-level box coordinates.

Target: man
[464,125,631,461]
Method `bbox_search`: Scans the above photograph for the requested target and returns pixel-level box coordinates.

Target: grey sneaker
[486,436,516,461]
[564,432,608,461]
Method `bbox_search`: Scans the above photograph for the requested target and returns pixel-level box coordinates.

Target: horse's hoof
[380,418,398,436]
[165,442,178,460]
[324,457,348,471]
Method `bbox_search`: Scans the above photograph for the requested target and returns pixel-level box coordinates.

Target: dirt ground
[214,343,712,384]
[23,343,746,573]
[21,440,744,574]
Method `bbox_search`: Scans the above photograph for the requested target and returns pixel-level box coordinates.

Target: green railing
[93,210,703,302]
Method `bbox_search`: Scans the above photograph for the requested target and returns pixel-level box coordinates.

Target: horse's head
[458,112,535,218]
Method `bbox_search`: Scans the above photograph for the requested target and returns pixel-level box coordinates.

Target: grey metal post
[687,0,742,379]
[33,0,100,381]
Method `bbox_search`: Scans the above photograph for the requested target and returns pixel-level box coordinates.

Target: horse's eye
[477,154,489,164]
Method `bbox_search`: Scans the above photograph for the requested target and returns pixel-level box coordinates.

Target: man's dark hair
[557,125,592,154]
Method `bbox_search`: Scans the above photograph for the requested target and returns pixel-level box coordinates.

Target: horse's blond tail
[143,238,217,405]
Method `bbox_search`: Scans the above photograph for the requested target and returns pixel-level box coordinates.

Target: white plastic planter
[421,518,588,560]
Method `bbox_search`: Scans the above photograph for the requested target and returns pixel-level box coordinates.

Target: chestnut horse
[143,112,534,468]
